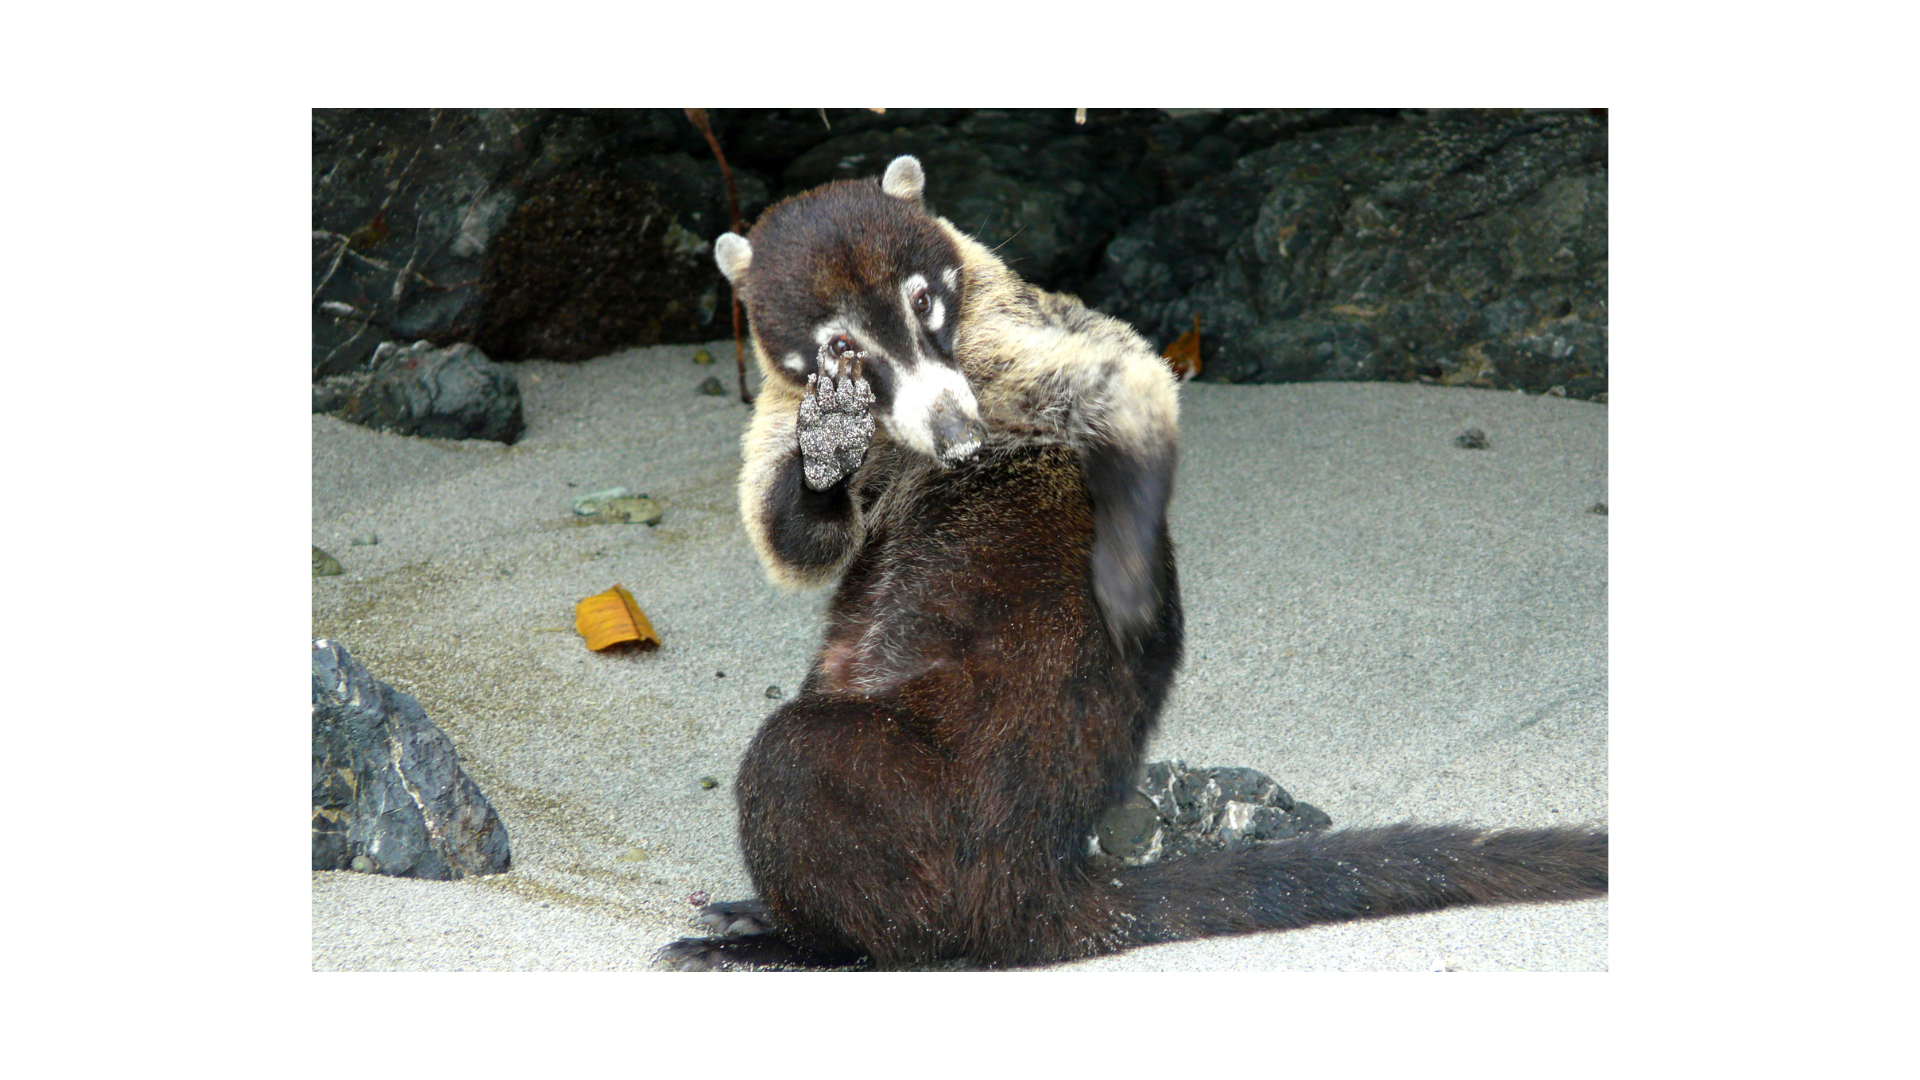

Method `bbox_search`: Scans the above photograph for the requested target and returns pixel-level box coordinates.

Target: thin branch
[312,230,450,290]
[393,209,426,304]
[312,235,351,302]
[685,108,753,405]
[374,109,438,218]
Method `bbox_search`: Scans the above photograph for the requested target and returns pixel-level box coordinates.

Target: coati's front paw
[797,357,875,491]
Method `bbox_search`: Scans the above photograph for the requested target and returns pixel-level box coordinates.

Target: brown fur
[656,159,1606,971]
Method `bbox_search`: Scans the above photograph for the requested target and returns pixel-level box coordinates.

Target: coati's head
[714,155,986,465]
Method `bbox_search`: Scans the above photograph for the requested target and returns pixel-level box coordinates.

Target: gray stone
[311,639,511,879]
[1093,759,1331,866]
[312,340,524,443]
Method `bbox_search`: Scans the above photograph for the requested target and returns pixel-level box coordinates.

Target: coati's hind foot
[687,898,776,938]
[653,899,869,971]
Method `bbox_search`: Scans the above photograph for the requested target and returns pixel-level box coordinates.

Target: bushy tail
[1112,824,1607,946]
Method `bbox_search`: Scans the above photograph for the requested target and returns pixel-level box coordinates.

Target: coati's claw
[653,937,731,971]
[653,932,869,971]
[798,363,875,491]
[690,899,775,937]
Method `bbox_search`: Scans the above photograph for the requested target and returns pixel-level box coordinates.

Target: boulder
[312,340,524,443]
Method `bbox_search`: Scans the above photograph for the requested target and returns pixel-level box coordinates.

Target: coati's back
[658,156,1606,971]
[737,443,1183,966]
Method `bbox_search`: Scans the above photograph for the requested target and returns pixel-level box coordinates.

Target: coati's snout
[892,367,986,466]
[830,339,985,465]
[928,393,987,465]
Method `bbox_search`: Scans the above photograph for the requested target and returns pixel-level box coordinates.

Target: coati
[656,156,1607,970]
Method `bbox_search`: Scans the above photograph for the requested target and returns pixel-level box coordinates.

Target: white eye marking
[814,320,868,355]
[902,273,929,298]
[782,352,806,373]
[941,267,958,290]
[925,297,945,332]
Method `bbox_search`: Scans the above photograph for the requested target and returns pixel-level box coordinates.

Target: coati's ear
[715,232,752,286]
[881,155,925,204]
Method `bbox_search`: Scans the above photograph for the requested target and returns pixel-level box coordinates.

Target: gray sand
[311,341,1607,971]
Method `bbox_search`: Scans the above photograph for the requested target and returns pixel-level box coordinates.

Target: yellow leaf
[575,584,661,652]
[1163,314,1201,380]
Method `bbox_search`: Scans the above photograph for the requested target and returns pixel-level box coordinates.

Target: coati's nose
[930,394,987,465]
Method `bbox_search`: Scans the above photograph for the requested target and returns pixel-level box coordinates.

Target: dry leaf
[1163,314,1201,380]
[575,584,661,651]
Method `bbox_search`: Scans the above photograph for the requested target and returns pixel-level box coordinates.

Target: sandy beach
[311,340,1607,971]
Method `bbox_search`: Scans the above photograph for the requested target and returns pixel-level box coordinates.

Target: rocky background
[313,108,1606,401]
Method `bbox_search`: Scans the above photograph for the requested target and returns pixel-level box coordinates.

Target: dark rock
[1091,759,1331,867]
[313,340,525,443]
[776,109,1217,291]
[312,109,558,376]
[313,108,1605,397]
[312,108,752,376]
[311,639,511,879]
[706,108,973,172]
[1083,110,1608,398]
[474,171,719,361]
[1456,427,1489,449]
[696,375,725,396]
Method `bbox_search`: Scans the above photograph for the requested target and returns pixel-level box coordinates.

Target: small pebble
[693,348,714,365]
[700,776,720,790]
[765,685,783,699]
[311,541,345,576]
[689,890,711,907]
[697,375,725,396]
[350,855,375,873]
[350,532,379,546]
[1589,502,1608,515]
[1455,428,1489,450]
[715,670,725,678]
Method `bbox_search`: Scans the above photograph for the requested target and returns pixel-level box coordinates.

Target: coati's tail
[1112,824,1607,947]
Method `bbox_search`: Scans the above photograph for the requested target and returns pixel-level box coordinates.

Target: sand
[310,340,1607,972]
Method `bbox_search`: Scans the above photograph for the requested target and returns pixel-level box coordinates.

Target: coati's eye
[912,288,931,315]
[828,334,855,358]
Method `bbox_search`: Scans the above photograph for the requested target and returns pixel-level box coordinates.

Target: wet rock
[312,639,511,879]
